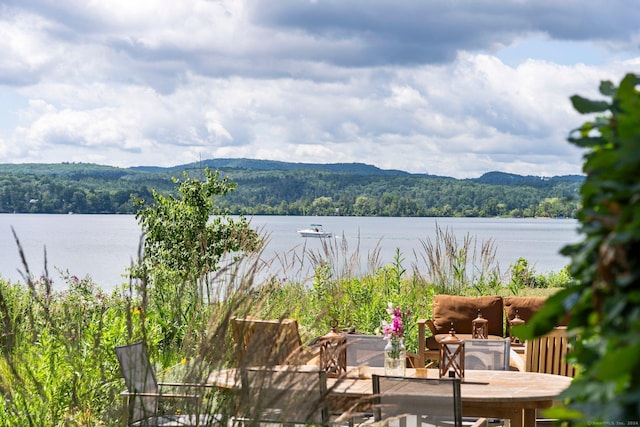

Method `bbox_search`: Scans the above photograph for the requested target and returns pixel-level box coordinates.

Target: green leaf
[541,405,583,421]
[570,95,610,114]
[594,342,640,381]
[599,80,617,96]
[568,135,607,148]
[513,287,577,340]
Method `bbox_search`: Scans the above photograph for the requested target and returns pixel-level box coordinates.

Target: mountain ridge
[1,158,584,184]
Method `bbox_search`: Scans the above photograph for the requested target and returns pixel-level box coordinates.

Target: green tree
[311,196,333,215]
[518,73,640,423]
[133,168,261,347]
[354,195,376,216]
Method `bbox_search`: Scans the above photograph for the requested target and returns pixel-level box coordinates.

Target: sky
[1,1,638,179]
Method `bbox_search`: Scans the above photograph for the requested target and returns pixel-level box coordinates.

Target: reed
[412,223,504,295]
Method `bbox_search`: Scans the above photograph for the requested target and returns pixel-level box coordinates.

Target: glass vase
[384,337,406,377]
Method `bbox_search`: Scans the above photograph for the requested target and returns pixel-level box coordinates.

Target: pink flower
[383,302,405,340]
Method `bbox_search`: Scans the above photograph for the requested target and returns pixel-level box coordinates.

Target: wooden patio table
[207,366,571,427]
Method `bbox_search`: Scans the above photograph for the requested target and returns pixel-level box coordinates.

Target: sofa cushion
[431,295,504,337]
[503,295,570,330]
[503,296,547,325]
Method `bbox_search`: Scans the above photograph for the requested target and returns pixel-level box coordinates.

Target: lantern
[439,323,465,379]
[318,320,347,377]
[508,310,526,345]
[472,310,489,339]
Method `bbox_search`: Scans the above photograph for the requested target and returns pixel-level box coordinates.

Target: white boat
[297,224,333,238]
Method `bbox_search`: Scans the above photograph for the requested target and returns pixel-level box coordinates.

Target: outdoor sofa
[416,294,549,367]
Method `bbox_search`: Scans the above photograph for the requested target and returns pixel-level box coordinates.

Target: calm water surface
[1,214,580,291]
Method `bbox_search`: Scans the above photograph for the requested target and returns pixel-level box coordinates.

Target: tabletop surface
[208,366,571,404]
[330,368,571,403]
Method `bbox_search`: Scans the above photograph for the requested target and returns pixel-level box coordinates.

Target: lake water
[1,214,581,292]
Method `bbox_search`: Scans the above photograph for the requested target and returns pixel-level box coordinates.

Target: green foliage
[507,258,574,294]
[0,165,578,425]
[225,170,581,218]
[0,161,581,217]
[133,168,261,349]
[0,169,263,425]
[536,265,574,289]
[508,257,540,291]
[0,275,126,425]
[517,73,640,423]
[134,169,260,282]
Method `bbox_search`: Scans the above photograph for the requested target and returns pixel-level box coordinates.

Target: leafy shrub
[0,274,124,425]
[536,265,573,289]
[520,73,640,423]
[132,167,261,350]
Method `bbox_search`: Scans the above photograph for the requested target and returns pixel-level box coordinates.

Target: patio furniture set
[416,295,556,367]
[115,295,575,427]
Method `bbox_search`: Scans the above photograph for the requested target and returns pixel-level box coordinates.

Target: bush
[519,73,640,423]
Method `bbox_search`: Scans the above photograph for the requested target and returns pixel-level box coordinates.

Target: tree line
[0,161,582,217]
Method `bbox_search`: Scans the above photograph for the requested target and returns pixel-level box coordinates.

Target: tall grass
[0,224,567,425]
[413,224,504,295]
[0,259,125,423]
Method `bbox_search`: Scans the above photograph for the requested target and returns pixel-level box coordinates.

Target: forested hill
[132,158,418,176]
[0,159,583,217]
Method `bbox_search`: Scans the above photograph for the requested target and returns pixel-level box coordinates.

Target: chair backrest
[525,326,575,377]
[114,341,158,424]
[346,334,387,367]
[231,317,303,367]
[431,295,504,336]
[372,374,462,427]
[463,338,511,371]
[237,367,329,424]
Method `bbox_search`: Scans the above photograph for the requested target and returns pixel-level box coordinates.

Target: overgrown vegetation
[0,169,567,425]
[518,73,640,423]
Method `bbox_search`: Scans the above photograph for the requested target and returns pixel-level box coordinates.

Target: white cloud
[0,0,638,178]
